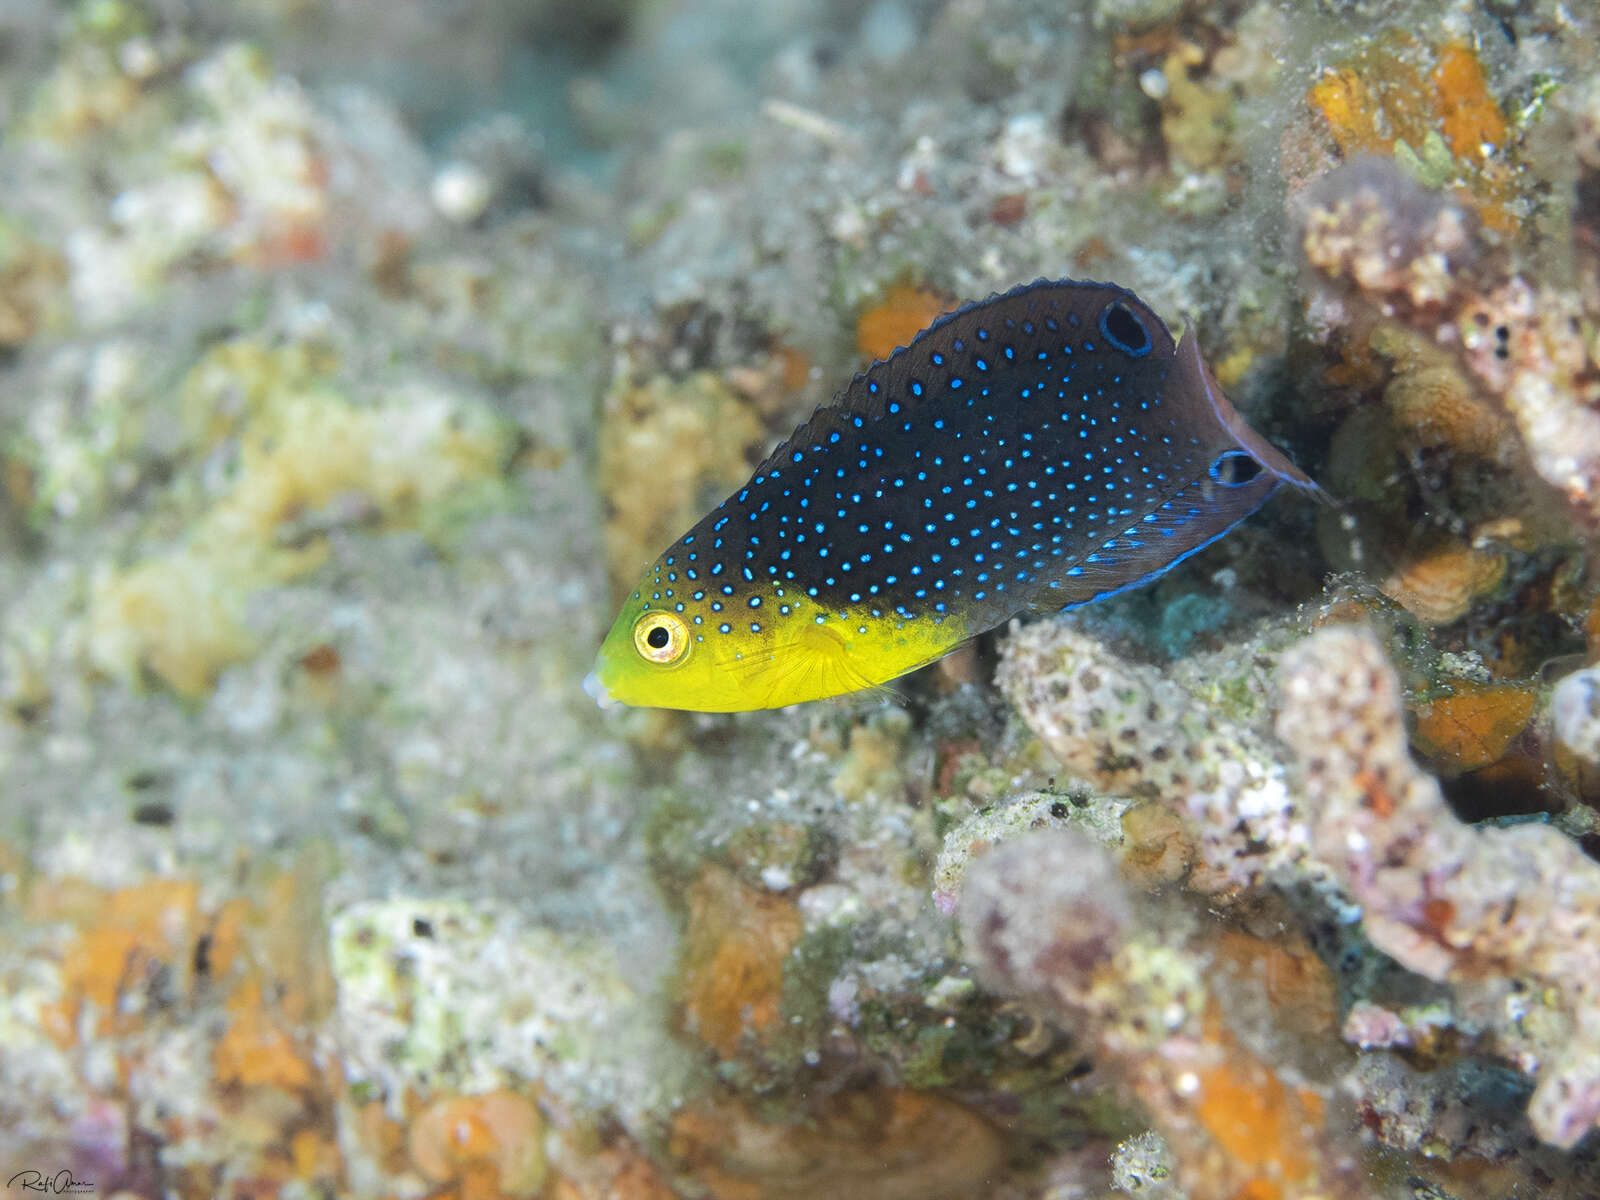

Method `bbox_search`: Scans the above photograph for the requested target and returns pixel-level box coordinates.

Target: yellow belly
[593,591,972,712]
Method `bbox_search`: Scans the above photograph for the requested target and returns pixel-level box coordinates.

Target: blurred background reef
[2,0,1600,1196]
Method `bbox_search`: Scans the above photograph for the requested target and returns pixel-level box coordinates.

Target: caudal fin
[1173,329,1332,505]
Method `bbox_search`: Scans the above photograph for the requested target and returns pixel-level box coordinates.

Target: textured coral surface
[2,0,1600,1196]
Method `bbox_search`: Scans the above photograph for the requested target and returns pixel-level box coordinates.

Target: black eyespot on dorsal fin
[755,278,1177,475]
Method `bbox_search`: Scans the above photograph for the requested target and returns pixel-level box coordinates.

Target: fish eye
[1209,449,1264,487]
[633,611,689,665]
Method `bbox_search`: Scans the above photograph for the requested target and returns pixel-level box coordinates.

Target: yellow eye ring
[633,610,689,665]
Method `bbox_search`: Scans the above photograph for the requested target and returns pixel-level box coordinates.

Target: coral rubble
[993,610,1600,1173]
[3,0,1600,1194]
[960,829,1366,1200]
[1279,627,1600,1149]
[997,618,1311,896]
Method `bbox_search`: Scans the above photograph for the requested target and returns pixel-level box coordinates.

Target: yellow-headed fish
[591,279,1322,712]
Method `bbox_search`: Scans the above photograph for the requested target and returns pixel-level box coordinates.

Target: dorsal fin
[757,278,1175,475]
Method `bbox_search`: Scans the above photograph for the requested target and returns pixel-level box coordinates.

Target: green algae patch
[86,338,515,696]
[598,369,765,604]
[0,213,69,349]
[17,0,166,145]
[897,1022,960,1090]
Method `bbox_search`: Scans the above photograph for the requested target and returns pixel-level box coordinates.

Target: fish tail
[1173,330,1330,502]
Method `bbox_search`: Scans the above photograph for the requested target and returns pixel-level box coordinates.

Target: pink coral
[997,621,1311,894]
[959,829,1366,1200]
[1278,626,1600,1148]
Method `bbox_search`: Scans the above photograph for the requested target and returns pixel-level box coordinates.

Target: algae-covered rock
[4,0,1600,1194]
[329,897,690,1131]
[598,368,765,600]
[85,364,515,696]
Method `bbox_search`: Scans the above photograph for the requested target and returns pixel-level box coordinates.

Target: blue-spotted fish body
[594,279,1323,711]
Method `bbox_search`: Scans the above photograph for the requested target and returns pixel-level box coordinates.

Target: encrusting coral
[994,616,1600,1156]
[1297,157,1587,630]
[1552,666,1600,769]
[959,829,1366,1200]
[1298,150,1598,552]
[996,619,1311,896]
[1278,627,1600,1150]
[1303,31,1528,234]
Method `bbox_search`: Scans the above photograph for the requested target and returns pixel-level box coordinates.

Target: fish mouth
[581,670,620,711]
